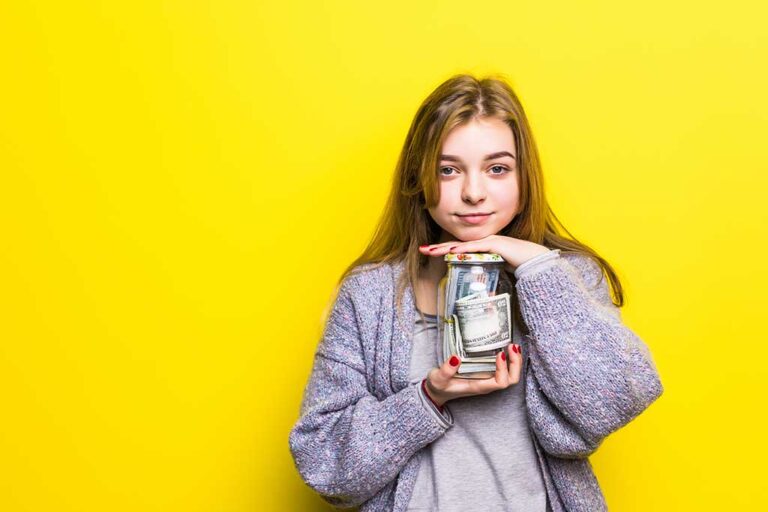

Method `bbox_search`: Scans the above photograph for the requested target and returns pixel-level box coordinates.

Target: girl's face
[428,116,520,242]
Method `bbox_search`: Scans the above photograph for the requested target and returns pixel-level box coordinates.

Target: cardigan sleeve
[288,274,451,508]
[517,250,602,457]
[515,251,664,456]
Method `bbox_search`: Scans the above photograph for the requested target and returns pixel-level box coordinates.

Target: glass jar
[436,252,511,379]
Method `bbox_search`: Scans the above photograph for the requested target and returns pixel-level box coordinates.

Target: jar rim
[444,252,504,263]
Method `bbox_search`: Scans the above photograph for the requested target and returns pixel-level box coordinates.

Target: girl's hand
[419,235,550,273]
[424,344,523,407]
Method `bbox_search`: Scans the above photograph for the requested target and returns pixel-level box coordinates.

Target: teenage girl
[289,73,664,512]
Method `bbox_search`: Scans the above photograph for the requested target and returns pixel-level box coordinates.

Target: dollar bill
[454,292,512,352]
[443,315,497,374]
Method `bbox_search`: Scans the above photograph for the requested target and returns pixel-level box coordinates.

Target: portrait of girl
[288,73,664,512]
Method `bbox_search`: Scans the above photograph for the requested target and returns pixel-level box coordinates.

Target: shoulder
[335,260,399,302]
[559,251,605,291]
[321,261,400,353]
[559,251,620,315]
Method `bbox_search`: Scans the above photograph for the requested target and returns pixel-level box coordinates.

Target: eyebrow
[440,151,516,162]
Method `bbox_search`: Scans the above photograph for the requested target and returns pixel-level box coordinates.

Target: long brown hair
[332,73,624,326]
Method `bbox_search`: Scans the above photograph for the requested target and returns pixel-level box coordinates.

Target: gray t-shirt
[405,309,550,512]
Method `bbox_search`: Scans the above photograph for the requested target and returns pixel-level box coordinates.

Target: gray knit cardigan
[289,251,664,511]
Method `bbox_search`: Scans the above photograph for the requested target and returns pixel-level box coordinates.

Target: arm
[288,274,452,508]
[525,366,601,458]
[516,250,602,457]
[515,250,664,455]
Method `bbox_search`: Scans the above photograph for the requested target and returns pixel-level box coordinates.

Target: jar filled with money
[436,253,511,379]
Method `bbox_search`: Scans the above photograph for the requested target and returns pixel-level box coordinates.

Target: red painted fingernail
[512,345,518,353]
[449,356,460,367]
[419,245,428,248]
[517,344,522,354]
[501,351,506,361]
[429,247,437,251]
[448,245,457,251]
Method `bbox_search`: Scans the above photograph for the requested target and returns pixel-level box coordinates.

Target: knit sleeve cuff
[514,249,562,280]
[417,379,453,429]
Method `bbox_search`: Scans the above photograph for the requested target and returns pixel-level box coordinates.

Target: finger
[448,238,494,254]
[432,355,461,387]
[422,242,461,256]
[494,346,511,387]
[420,240,458,251]
[428,240,459,248]
[508,344,522,383]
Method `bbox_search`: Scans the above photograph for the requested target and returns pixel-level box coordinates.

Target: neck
[422,255,447,283]
[420,230,453,282]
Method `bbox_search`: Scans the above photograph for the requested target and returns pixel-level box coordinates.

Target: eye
[439,166,457,176]
[489,165,509,175]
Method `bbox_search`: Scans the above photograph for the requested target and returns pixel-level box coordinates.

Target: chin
[451,227,498,242]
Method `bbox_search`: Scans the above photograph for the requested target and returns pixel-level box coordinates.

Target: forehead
[441,117,515,155]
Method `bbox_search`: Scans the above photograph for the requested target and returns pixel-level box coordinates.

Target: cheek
[491,182,520,208]
[434,183,458,213]
[499,194,519,210]
[489,186,520,224]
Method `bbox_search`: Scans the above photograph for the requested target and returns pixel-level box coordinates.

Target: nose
[461,171,486,204]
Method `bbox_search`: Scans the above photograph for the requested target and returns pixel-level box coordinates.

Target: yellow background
[1,1,766,510]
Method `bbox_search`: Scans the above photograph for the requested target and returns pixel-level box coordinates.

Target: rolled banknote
[446,314,497,374]
[454,292,512,352]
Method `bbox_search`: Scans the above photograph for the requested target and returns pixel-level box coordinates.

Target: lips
[457,213,492,225]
